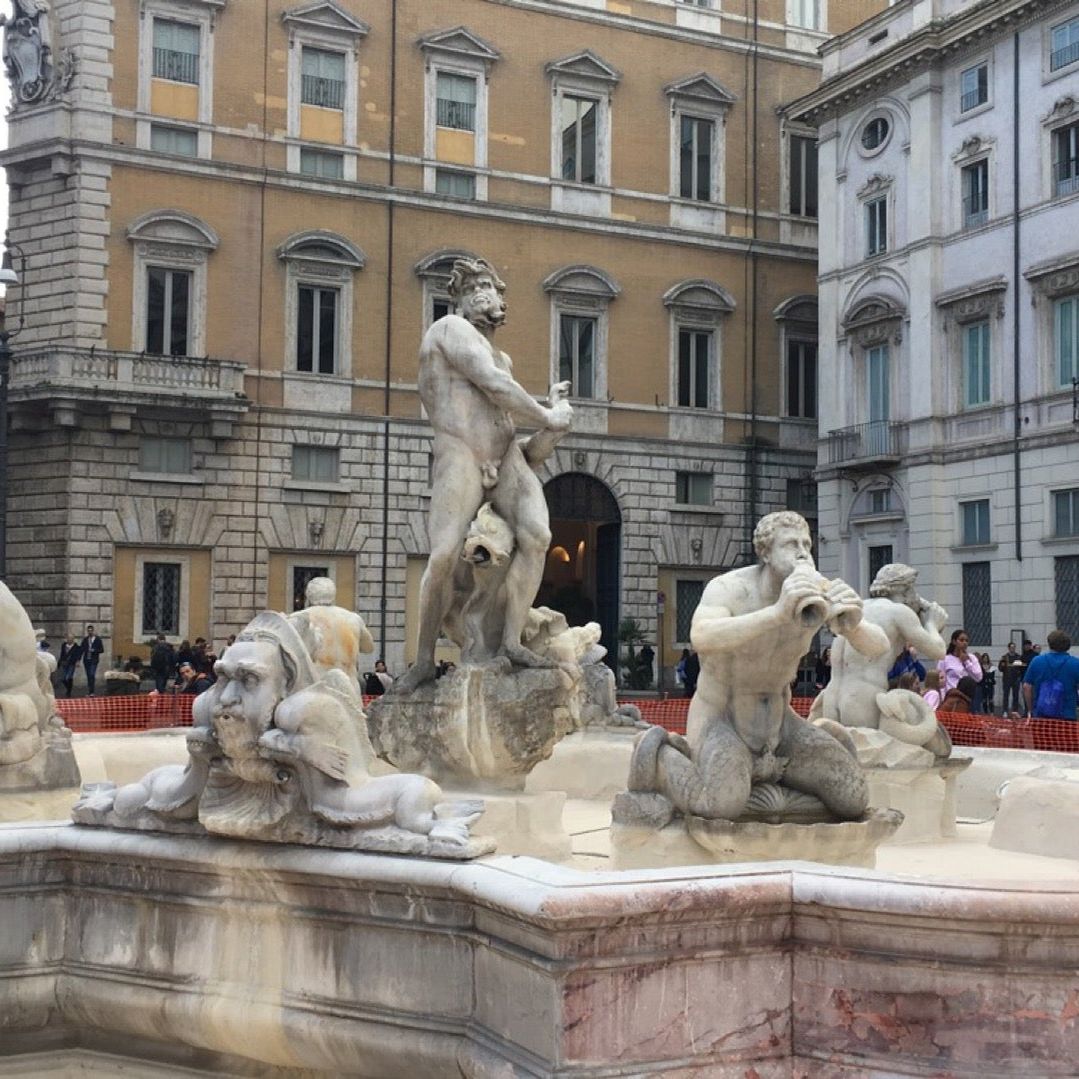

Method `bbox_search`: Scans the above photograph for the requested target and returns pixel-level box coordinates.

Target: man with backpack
[149,634,176,693]
[1023,631,1079,720]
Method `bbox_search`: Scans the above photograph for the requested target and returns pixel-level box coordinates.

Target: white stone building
[788,0,1079,653]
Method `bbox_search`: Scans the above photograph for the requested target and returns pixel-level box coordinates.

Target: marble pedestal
[866,757,971,843]
[524,728,634,800]
[458,788,572,861]
[611,808,903,870]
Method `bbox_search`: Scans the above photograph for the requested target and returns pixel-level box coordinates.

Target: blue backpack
[1033,657,1069,718]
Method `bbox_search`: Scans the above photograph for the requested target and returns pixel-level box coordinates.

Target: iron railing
[1054,156,1079,197]
[1051,39,1079,71]
[827,420,906,465]
[436,99,475,131]
[963,195,989,228]
[301,74,344,109]
[960,87,986,112]
[152,47,198,84]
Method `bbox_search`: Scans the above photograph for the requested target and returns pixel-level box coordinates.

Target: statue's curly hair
[869,562,917,598]
[752,510,810,560]
[446,257,505,302]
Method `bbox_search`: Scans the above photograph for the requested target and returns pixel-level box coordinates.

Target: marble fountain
[1,261,1076,1077]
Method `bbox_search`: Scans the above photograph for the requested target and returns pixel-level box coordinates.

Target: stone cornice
[786,0,1060,125]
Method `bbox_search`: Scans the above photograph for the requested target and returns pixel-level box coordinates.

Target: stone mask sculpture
[73,610,492,858]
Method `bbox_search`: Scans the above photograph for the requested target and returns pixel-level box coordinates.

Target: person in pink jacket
[938,628,983,692]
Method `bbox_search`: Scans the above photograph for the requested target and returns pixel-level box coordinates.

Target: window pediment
[544,265,620,306]
[843,298,904,346]
[951,134,994,163]
[281,0,368,43]
[1024,253,1079,299]
[545,50,621,90]
[277,230,365,270]
[664,73,736,113]
[1042,94,1078,125]
[663,279,735,322]
[857,173,893,199]
[414,248,480,281]
[935,276,1006,323]
[417,26,500,73]
[127,210,219,251]
[773,294,818,323]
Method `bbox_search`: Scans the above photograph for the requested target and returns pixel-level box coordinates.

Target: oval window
[861,117,890,151]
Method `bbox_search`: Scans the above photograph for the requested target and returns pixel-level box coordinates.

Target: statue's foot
[502,643,557,670]
[429,818,473,848]
[393,660,438,693]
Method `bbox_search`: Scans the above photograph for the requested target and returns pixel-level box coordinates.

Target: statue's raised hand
[546,382,573,432]
[922,600,948,632]
[548,380,572,405]
[776,564,828,625]
[825,578,864,634]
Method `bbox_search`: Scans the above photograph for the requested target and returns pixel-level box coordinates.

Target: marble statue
[287,575,373,695]
[73,610,493,858]
[614,511,892,830]
[396,257,573,690]
[0,580,79,793]
[809,562,952,757]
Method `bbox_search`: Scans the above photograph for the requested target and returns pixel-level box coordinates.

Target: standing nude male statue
[620,511,889,824]
[397,258,572,691]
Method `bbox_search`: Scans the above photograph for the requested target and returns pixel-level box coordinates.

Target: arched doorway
[540,473,621,668]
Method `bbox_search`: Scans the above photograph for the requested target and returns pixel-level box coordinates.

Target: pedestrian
[978,652,996,714]
[173,661,212,696]
[815,647,831,690]
[374,659,393,692]
[675,648,690,689]
[938,629,982,694]
[79,624,104,696]
[638,643,655,687]
[682,649,700,697]
[998,642,1024,713]
[58,634,81,698]
[149,634,175,693]
[1023,630,1079,721]
[939,675,978,715]
[922,667,943,710]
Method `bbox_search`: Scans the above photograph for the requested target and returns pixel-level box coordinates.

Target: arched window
[663,279,735,411]
[774,295,818,419]
[543,265,620,401]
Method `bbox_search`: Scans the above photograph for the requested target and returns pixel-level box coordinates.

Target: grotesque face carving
[209,639,287,777]
[459,273,506,329]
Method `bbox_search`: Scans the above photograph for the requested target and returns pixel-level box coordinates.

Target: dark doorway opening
[540,473,622,669]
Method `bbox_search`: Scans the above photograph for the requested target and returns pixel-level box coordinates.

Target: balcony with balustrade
[825,420,907,470]
[8,348,248,435]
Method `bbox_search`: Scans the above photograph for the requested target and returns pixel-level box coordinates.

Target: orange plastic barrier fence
[57,693,195,733]
[54,692,1079,753]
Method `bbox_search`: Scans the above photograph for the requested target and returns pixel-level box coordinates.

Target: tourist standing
[978,653,996,714]
[58,634,81,698]
[1023,631,1079,720]
[998,642,1024,714]
[938,629,982,693]
[149,634,175,693]
[80,624,104,696]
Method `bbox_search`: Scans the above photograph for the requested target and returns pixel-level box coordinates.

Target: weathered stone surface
[525,728,636,800]
[368,663,577,790]
[2,825,1078,1077]
[991,770,1079,860]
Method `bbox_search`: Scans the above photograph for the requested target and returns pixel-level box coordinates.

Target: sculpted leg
[778,712,868,820]
[656,720,753,819]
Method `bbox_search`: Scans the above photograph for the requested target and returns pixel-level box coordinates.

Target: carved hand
[546,398,574,432]
[777,565,827,624]
[922,600,948,632]
[825,578,864,633]
[548,380,572,405]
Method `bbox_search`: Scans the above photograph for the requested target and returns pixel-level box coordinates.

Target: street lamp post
[0,241,23,581]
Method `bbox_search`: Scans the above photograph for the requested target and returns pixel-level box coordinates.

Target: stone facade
[789,0,1079,654]
[1,0,886,676]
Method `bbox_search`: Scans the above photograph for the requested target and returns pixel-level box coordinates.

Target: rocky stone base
[611,807,903,870]
[367,662,577,789]
[991,766,1079,860]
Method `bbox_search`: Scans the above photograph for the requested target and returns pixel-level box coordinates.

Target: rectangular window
[139,436,192,474]
[558,313,596,398]
[292,565,329,612]
[961,499,991,546]
[867,545,893,591]
[675,471,712,506]
[142,562,182,636]
[790,0,820,30]
[301,47,345,110]
[786,478,817,516]
[677,328,711,408]
[963,320,991,406]
[152,18,199,84]
[296,285,337,374]
[436,71,477,131]
[789,134,818,217]
[1055,489,1079,537]
[960,63,988,112]
[1056,556,1079,638]
[786,339,818,418]
[299,148,344,179]
[679,115,713,201]
[1051,17,1079,71]
[291,446,339,483]
[1055,295,1078,387]
[431,296,452,324]
[435,169,476,199]
[675,579,706,642]
[146,266,191,357]
[962,561,992,646]
[869,489,891,514]
[560,95,597,184]
[961,159,989,227]
[150,123,198,157]
[865,196,887,256]
[1052,121,1079,197]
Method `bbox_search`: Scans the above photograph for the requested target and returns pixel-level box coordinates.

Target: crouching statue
[613,512,897,843]
[73,610,492,859]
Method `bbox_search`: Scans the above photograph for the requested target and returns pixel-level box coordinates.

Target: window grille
[142,562,182,635]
